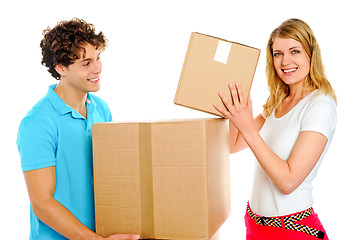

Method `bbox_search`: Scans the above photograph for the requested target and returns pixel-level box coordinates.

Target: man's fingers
[107,234,140,240]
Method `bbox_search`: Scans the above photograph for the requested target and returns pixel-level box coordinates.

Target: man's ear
[54,64,67,78]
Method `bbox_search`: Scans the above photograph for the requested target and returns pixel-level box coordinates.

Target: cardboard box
[93,118,231,239]
[174,32,260,117]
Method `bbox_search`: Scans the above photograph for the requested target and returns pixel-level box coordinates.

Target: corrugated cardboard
[93,118,231,240]
[174,32,260,117]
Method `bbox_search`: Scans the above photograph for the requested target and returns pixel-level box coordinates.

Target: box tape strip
[138,123,155,238]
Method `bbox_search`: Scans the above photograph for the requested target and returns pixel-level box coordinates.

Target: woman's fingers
[228,83,240,105]
[247,93,253,112]
[213,92,231,117]
[214,83,247,118]
[213,102,229,117]
[234,83,245,104]
[218,91,233,112]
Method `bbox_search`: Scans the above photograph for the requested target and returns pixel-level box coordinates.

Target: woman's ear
[54,64,67,78]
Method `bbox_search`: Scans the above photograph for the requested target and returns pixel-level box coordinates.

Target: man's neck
[54,81,88,118]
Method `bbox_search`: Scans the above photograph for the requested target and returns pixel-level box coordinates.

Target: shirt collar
[47,84,71,116]
[86,92,96,107]
[47,84,96,118]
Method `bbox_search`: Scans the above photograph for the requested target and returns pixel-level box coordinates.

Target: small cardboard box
[174,32,260,117]
[93,118,231,240]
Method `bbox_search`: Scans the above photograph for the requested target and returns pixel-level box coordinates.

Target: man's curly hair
[40,18,107,80]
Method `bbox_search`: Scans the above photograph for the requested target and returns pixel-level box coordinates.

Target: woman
[214,19,336,239]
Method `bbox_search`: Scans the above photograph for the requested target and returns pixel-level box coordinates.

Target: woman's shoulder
[300,90,337,139]
[306,90,337,109]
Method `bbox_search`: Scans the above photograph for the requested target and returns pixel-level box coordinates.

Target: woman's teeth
[282,68,297,73]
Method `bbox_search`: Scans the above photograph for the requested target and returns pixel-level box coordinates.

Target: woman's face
[272,37,310,87]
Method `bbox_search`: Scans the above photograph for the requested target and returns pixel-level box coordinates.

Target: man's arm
[23,167,140,240]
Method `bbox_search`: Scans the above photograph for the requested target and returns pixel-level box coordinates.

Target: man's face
[60,43,102,94]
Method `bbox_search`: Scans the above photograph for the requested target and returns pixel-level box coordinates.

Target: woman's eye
[292,50,300,54]
[273,52,282,57]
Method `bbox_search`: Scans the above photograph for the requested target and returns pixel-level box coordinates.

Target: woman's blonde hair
[263,18,336,117]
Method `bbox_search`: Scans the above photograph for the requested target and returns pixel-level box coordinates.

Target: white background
[1,0,354,239]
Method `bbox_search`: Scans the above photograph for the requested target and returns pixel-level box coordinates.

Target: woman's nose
[281,53,292,66]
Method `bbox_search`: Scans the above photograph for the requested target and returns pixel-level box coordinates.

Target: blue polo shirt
[17,84,112,240]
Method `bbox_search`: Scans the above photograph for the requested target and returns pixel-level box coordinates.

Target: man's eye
[83,62,90,66]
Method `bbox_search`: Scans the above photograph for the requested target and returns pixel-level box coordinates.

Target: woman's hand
[213,83,256,140]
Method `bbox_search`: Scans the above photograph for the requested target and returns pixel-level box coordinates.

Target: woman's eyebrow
[273,46,301,53]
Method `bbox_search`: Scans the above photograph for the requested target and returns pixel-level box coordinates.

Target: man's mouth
[88,77,99,82]
[282,68,297,74]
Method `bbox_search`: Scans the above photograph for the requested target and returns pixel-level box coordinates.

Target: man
[17,18,140,240]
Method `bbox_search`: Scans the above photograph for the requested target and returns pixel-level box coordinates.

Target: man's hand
[105,234,140,240]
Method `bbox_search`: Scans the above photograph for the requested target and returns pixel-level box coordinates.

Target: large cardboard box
[174,32,260,117]
[93,118,231,240]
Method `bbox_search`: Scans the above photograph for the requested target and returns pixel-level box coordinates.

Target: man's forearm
[31,197,102,240]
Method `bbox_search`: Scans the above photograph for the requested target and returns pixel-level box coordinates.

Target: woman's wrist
[240,127,260,146]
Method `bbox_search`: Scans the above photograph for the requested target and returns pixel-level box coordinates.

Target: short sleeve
[17,115,57,171]
[300,96,337,140]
